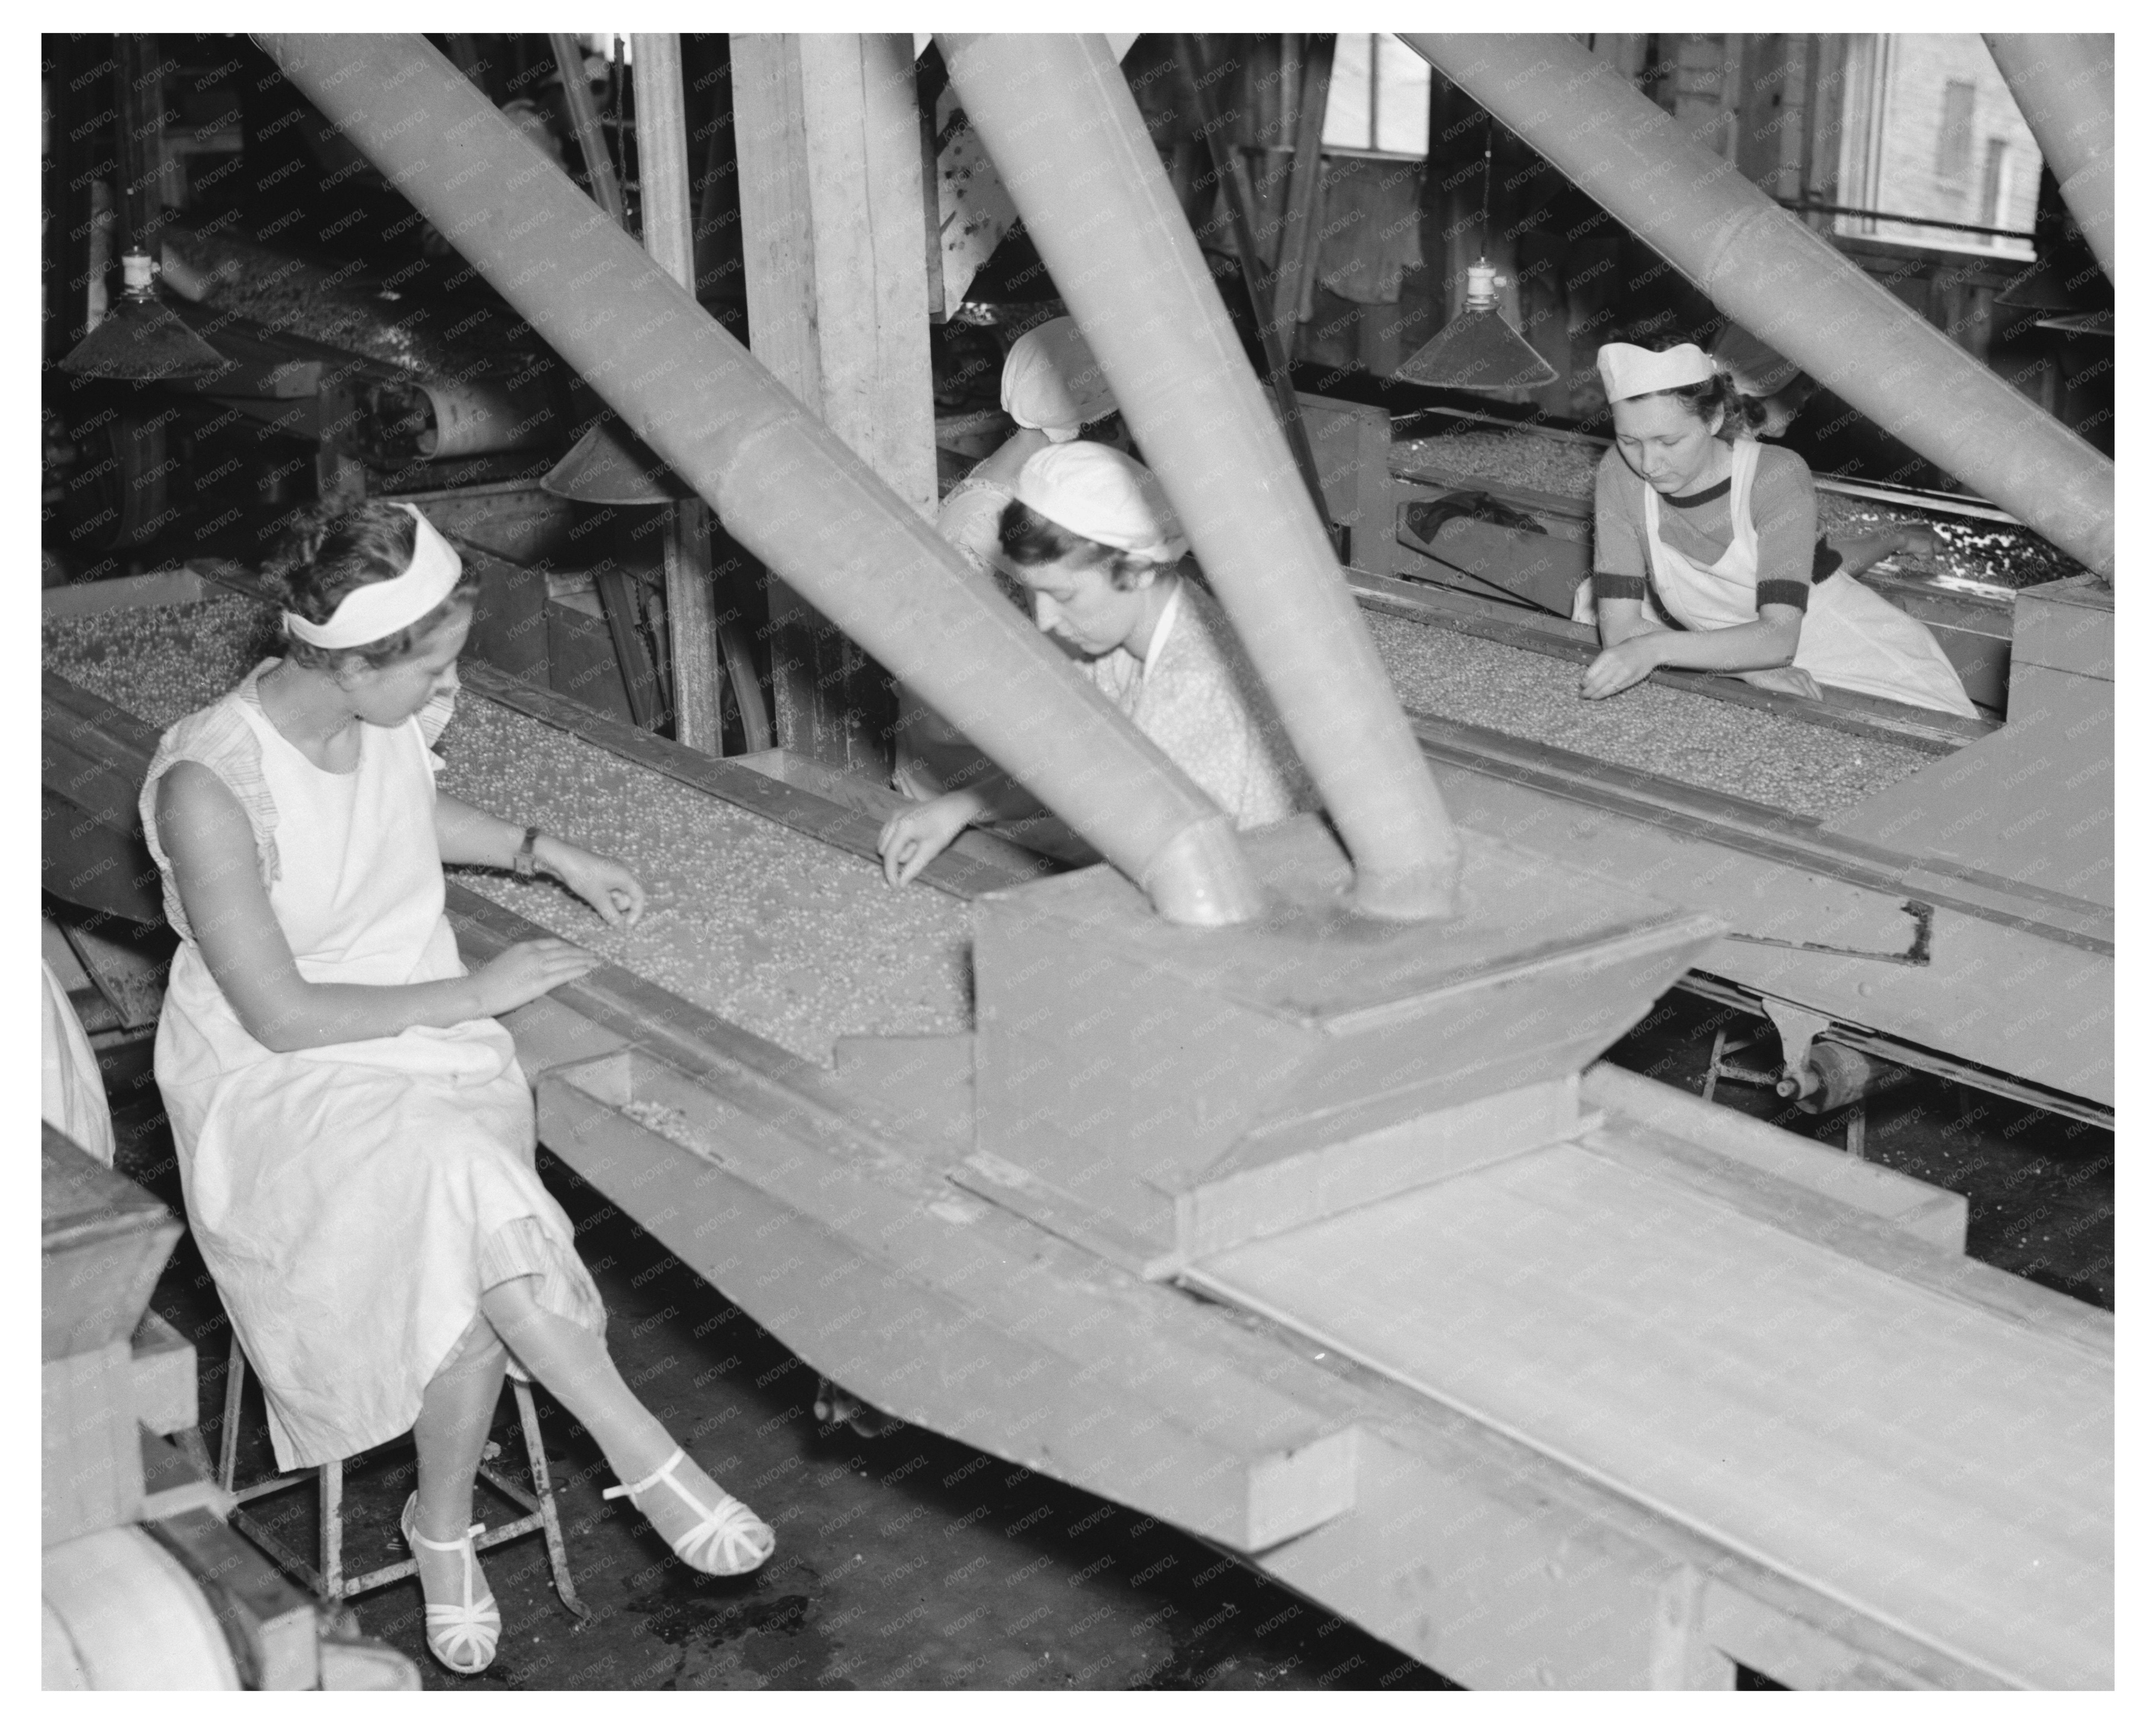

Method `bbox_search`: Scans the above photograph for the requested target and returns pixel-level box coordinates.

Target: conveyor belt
[41,588,2114,1689]
[1186,1130,2110,1689]
[41,596,989,1070]
[1388,411,2087,595]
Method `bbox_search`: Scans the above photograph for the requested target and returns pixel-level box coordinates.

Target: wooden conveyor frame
[42,575,2110,1689]
[1294,396,2110,1114]
[1349,571,2112,1119]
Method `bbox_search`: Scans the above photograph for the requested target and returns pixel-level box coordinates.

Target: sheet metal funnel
[1393,260,1556,392]
[543,416,692,505]
[61,253,230,382]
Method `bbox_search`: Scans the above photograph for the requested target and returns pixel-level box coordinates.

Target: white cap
[1014,443,1188,564]
[1596,341,1715,403]
[284,503,464,649]
[1000,317,1119,442]
[1711,322,1803,397]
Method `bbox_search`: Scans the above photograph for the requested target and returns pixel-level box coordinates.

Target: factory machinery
[42,1123,419,1689]
[1302,387,2112,1131]
[42,34,2110,1690]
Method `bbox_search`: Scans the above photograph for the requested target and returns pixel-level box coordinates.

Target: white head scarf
[283,502,464,649]
[1014,443,1188,564]
[1000,317,1119,442]
[1596,341,1715,404]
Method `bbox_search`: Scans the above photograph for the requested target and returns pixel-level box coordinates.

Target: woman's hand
[538,839,646,929]
[1893,524,1940,565]
[472,939,605,1016]
[879,795,975,887]
[1580,634,1666,700]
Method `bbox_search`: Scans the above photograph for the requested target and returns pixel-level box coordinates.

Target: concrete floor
[102,977,2110,1692]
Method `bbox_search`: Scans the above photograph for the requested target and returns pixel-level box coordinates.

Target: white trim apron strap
[1639,440,1764,632]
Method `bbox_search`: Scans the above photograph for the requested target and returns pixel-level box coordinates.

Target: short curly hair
[266,499,480,670]
[996,497,1175,593]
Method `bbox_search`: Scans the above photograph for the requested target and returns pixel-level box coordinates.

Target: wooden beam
[734,32,934,775]
[1271,34,1336,335]
[1171,36,1335,539]
[631,34,727,754]
[550,33,625,225]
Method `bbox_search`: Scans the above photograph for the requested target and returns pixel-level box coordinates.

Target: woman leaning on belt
[1583,340,1979,718]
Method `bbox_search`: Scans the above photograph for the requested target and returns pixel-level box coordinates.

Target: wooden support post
[550,33,626,226]
[633,34,727,754]
[314,363,367,512]
[444,34,489,97]
[1172,36,1336,541]
[1271,35,1336,337]
[733,32,933,775]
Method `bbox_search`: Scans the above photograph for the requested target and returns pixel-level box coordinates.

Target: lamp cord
[1480,119,1495,257]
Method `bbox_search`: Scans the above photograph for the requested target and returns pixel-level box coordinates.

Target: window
[1935,79,1975,182]
[1321,34,1431,157]
[1980,136,2010,231]
[1834,37,2037,260]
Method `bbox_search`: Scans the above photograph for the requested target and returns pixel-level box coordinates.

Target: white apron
[149,683,604,1469]
[1642,441,1979,717]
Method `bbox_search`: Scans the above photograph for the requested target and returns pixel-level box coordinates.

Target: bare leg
[480,1276,771,1569]
[412,1320,508,1532]
[408,1320,509,1655]
[478,1277,670,1479]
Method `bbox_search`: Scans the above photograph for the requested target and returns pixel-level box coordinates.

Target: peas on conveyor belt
[44,597,975,1067]
[1363,612,1935,820]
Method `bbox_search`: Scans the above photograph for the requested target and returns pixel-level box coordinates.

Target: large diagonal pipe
[1984,34,2114,284]
[255,34,1259,926]
[1401,34,2115,579]
[941,34,1462,921]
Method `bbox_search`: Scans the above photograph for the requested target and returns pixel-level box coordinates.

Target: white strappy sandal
[603,1448,774,1576]
[400,1492,501,1675]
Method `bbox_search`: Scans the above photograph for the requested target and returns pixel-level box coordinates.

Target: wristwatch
[513,826,542,878]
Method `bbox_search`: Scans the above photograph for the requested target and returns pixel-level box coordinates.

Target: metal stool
[214,1333,590,1623]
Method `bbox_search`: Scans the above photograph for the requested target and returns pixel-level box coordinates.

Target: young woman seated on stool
[879,442,1312,887]
[1584,340,1978,718]
[144,501,773,1676]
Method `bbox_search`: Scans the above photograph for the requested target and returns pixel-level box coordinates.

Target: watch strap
[513,826,541,878]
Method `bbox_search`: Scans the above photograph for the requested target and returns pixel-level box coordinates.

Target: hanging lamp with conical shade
[1394,258,1557,391]
[61,249,231,380]
[1392,120,1555,393]
[62,36,229,384]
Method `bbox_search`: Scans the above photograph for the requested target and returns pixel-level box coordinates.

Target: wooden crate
[2011,574,2112,684]
[43,1341,144,1546]
[42,1127,180,1362]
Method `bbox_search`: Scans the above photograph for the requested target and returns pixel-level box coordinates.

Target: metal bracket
[1722,899,1933,967]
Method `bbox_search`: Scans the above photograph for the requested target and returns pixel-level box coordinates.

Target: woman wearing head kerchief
[142,501,773,1675]
[879,443,1313,886]
[893,317,1131,802]
[1584,341,1978,716]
